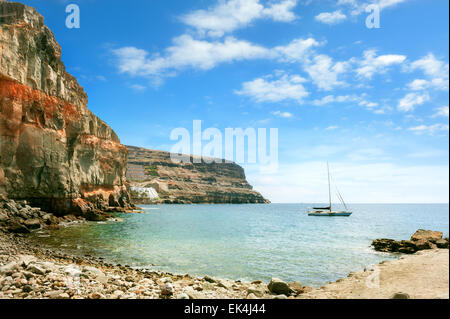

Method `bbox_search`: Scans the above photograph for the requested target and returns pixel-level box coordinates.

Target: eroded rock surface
[372,229,448,254]
[127,146,269,204]
[0,2,131,215]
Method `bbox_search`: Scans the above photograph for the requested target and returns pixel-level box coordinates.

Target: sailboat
[308,163,352,217]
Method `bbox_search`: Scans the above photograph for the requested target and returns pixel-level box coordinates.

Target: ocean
[30,204,449,287]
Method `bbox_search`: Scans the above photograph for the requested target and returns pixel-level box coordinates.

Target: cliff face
[0,3,131,215]
[127,146,270,204]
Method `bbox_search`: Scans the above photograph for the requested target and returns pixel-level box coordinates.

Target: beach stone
[203,275,217,283]
[247,286,265,298]
[0,262,20,275]
[288,282,304,294]
[23,219,41,230]
[268,278,293,296]
[89,292,104,299]
[21,285,33,293]
[273,294,288,299]
[202,282,215,291]
[111,290,124,299]
[217,280,232,289]
[82,266,107,284]
[247,293,258,299]
[160,283,174,296]
[410,229,443,243]
[44,290,65,298]
[17,255,37,267]
[391,292,410,299]
[27,264,46,275]
[8,222,30,234]
[176,293,189,299]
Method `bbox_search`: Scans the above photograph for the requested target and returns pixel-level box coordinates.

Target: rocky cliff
[0,2,131,216]
[127,146,269,204]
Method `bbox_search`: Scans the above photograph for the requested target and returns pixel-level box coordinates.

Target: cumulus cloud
[408,123,449,135]
[406,53,449,91]
[356,49,406,79]
[304,54,350,90]
[180,0,298,37]
[113,35,271,77]
[398,92,430,112]
[312,94,361,106]
[272,110,294,118]
[433,106,449,118]
[315,10,347,24]
[236,72,309,103]
[113,36,324,81]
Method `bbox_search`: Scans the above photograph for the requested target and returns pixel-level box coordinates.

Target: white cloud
[398,92,430,112]
[180,0,298,37]
[313,94,362,106]
[338,0,407,16]
[356,49,406,79]
[408,123,449,135]
[433,106,449,118]
[406,53,449,91]
[304,54,350,90]
[274,37,321,63]
[236,72,309,103]
[326,125,339,130]
[113,35,271,77]
[315,10,347,25]
[272,110,294,118]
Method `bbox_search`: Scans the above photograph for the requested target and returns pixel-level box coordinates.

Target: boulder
[413,239,437,250]
[288,282,304,295]
[23,218,41,230]
[391,292,410,299]
[410,229,443,243]
[267,278,293,296]
[8,222,30,234]
[435,238,449,249]
[83,210,109,222]
[371,239,400,252]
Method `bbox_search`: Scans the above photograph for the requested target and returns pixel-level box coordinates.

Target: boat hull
[308,211,352,217]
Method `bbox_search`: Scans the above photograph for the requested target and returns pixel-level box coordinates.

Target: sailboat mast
[327,162,332,211]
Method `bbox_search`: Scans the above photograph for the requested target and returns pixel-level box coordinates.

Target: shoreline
[1,229,448,299]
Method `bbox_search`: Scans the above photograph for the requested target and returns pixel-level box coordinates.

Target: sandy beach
[300,249,449,299]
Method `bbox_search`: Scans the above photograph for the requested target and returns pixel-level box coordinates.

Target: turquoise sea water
[31,204,449,287]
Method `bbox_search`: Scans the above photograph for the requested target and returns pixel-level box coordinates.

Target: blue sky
[21,0,449,203]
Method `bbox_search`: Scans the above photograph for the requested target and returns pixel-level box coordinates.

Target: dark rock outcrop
[0,2,131,216]
[372,229,448,254]
[126,146,270,204]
